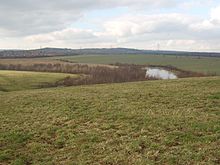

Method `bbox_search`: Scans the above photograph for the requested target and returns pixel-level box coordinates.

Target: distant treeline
[1,47,220,58]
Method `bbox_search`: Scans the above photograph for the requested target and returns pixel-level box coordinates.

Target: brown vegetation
[0,63,155,87]
[0,62,207,87]
[52,64,156,86]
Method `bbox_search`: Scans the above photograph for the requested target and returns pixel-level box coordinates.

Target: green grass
[0,77,220,164]
[0,70,77,92]
[55,54,220,75]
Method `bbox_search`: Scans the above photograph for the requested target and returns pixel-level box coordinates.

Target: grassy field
[55,54,220,75]
[0,70,77,92]
[0,58,61,65]
[1,54,220,75]
[0,77,220,164]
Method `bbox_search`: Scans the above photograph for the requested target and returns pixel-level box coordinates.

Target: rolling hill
[1,47,220,58]
[0,76,219,164]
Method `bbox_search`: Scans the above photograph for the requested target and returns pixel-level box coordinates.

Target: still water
[146,68,177,79]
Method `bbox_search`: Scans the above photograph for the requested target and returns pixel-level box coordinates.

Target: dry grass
[0,77,220,164]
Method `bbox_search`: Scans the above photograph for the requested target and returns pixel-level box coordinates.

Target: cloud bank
[0,0,220,51]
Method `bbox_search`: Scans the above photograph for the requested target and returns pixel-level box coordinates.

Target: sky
[1,0,220,51]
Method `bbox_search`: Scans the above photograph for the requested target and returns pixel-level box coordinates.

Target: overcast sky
[1,0,220,51]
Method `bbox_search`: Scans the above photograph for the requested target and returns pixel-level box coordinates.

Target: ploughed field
[0,76,220,164]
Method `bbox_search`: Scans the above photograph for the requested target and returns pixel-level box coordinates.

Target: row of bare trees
[0,63,156,87]
[0,62,207,87]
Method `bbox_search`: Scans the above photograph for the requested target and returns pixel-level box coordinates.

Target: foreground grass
[0,77,220,164]
[0,70,77,92]
[56,54,220,75]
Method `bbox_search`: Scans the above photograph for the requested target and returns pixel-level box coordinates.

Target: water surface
[146,68,177,79]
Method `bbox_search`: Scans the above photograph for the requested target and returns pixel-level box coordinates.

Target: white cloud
[180,0,214,10]
[25,28,115,48]
[26,28,97,43]
[188,5,220,40]
[0,0,177,37]
[22,6,220,51]
[104,14,194,38]
[210,5,220,21]
[1,1,220,51]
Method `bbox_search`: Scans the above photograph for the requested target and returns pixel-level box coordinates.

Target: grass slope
[0,70,76,92]
[0,77,220,164]
[56,54,220,75]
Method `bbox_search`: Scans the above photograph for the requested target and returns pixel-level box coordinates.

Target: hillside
[0,77,220,164]
[1,47,220,58]
[0,70,77,92]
